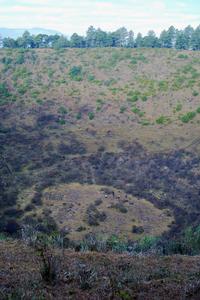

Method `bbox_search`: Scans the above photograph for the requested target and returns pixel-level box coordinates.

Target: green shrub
[127,90,140,103]
[140,119,151,126]
[196,107,200,113]
[177,54,188,59]
[192,90,199,97]
[128,95,138,102]
[175,103,182,112]
[183,226,200,255]
[0,233,7,241]
[156,115,169,125]
[172,76,185,90]
[58,106,68,114]
[120,106,126,113]
[88,74,95,82]
[0,83,10,98]
[58,118,66,125]
[131,106,144,117]
[69,66,83,81]
[48,69,54,78]
[180,111,196,123]
[15,53,25,64]
[107,235,127,253]
[17,85,28,95]
[1,57,13,65]
[30,90,40,98]
[13,67,30,80]
[117,290,132,300]
[141,95,148,102]
[136,236,158,252]
[130,57,137,65]
[112,203,128,213]
[182,64,194,74]
[96,99,104,111]
[36,99,43,105]
[88,112,95,120]
[158,80,168,92]
[186,79,196,88]
[76,112,82,120]
[137,54,148,63]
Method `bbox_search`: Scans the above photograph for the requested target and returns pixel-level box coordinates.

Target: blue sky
[0,0,199,35]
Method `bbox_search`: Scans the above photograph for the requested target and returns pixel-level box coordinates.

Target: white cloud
[0,0,199,35]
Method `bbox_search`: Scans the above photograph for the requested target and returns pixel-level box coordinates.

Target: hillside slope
[0,48,200,240]
[1,239,200,299]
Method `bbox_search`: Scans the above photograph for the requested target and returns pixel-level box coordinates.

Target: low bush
[175,103,182,112]
[88,112,95,120]
[4,220,20,235]
[15,53,25,64]
[131,107,145,117]
[132,225,144,234]
[69,66,83,81]
[178,54,188,59]
[87,74,95,82]
[156,115,170,125]
[94,199,103,206]
[120,106,126,113]
[86,204,107,226]
[193,90,199,97]
[58,106,68,114]
[196,107,200,113]
[0,82,10,98]
[76,112,82,120]
[180,111,196,123]
[112,203,128,213]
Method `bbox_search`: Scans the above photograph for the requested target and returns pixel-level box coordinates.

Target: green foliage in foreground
[0,82,10,98]
[18,224,200,256]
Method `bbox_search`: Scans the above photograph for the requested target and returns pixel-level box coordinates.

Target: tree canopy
[1,25,200,50]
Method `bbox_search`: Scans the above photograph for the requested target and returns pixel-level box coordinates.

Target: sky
[0,0,199,36]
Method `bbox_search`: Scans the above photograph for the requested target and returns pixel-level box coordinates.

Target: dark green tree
[86,26,96,47]
[3,37,17,48]
[191,25,200,50]
[183,25,194,49]
[16,31,34,48]
[175,30,188,49]
[160,26,176,48]
[143,30,159,48]
[33,34,49,48]
[70,33,85,48]
[135,33,143,47]
[52,35,70,49]
[112,27,128,47]
[127,30,134,48]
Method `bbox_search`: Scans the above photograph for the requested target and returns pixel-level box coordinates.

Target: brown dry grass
[1,239,200,299]
[37,183,173,240]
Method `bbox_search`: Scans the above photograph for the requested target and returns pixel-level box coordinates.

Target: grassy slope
[1,48,200,154]
[1,239,200,299]
[0,48,200,239]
